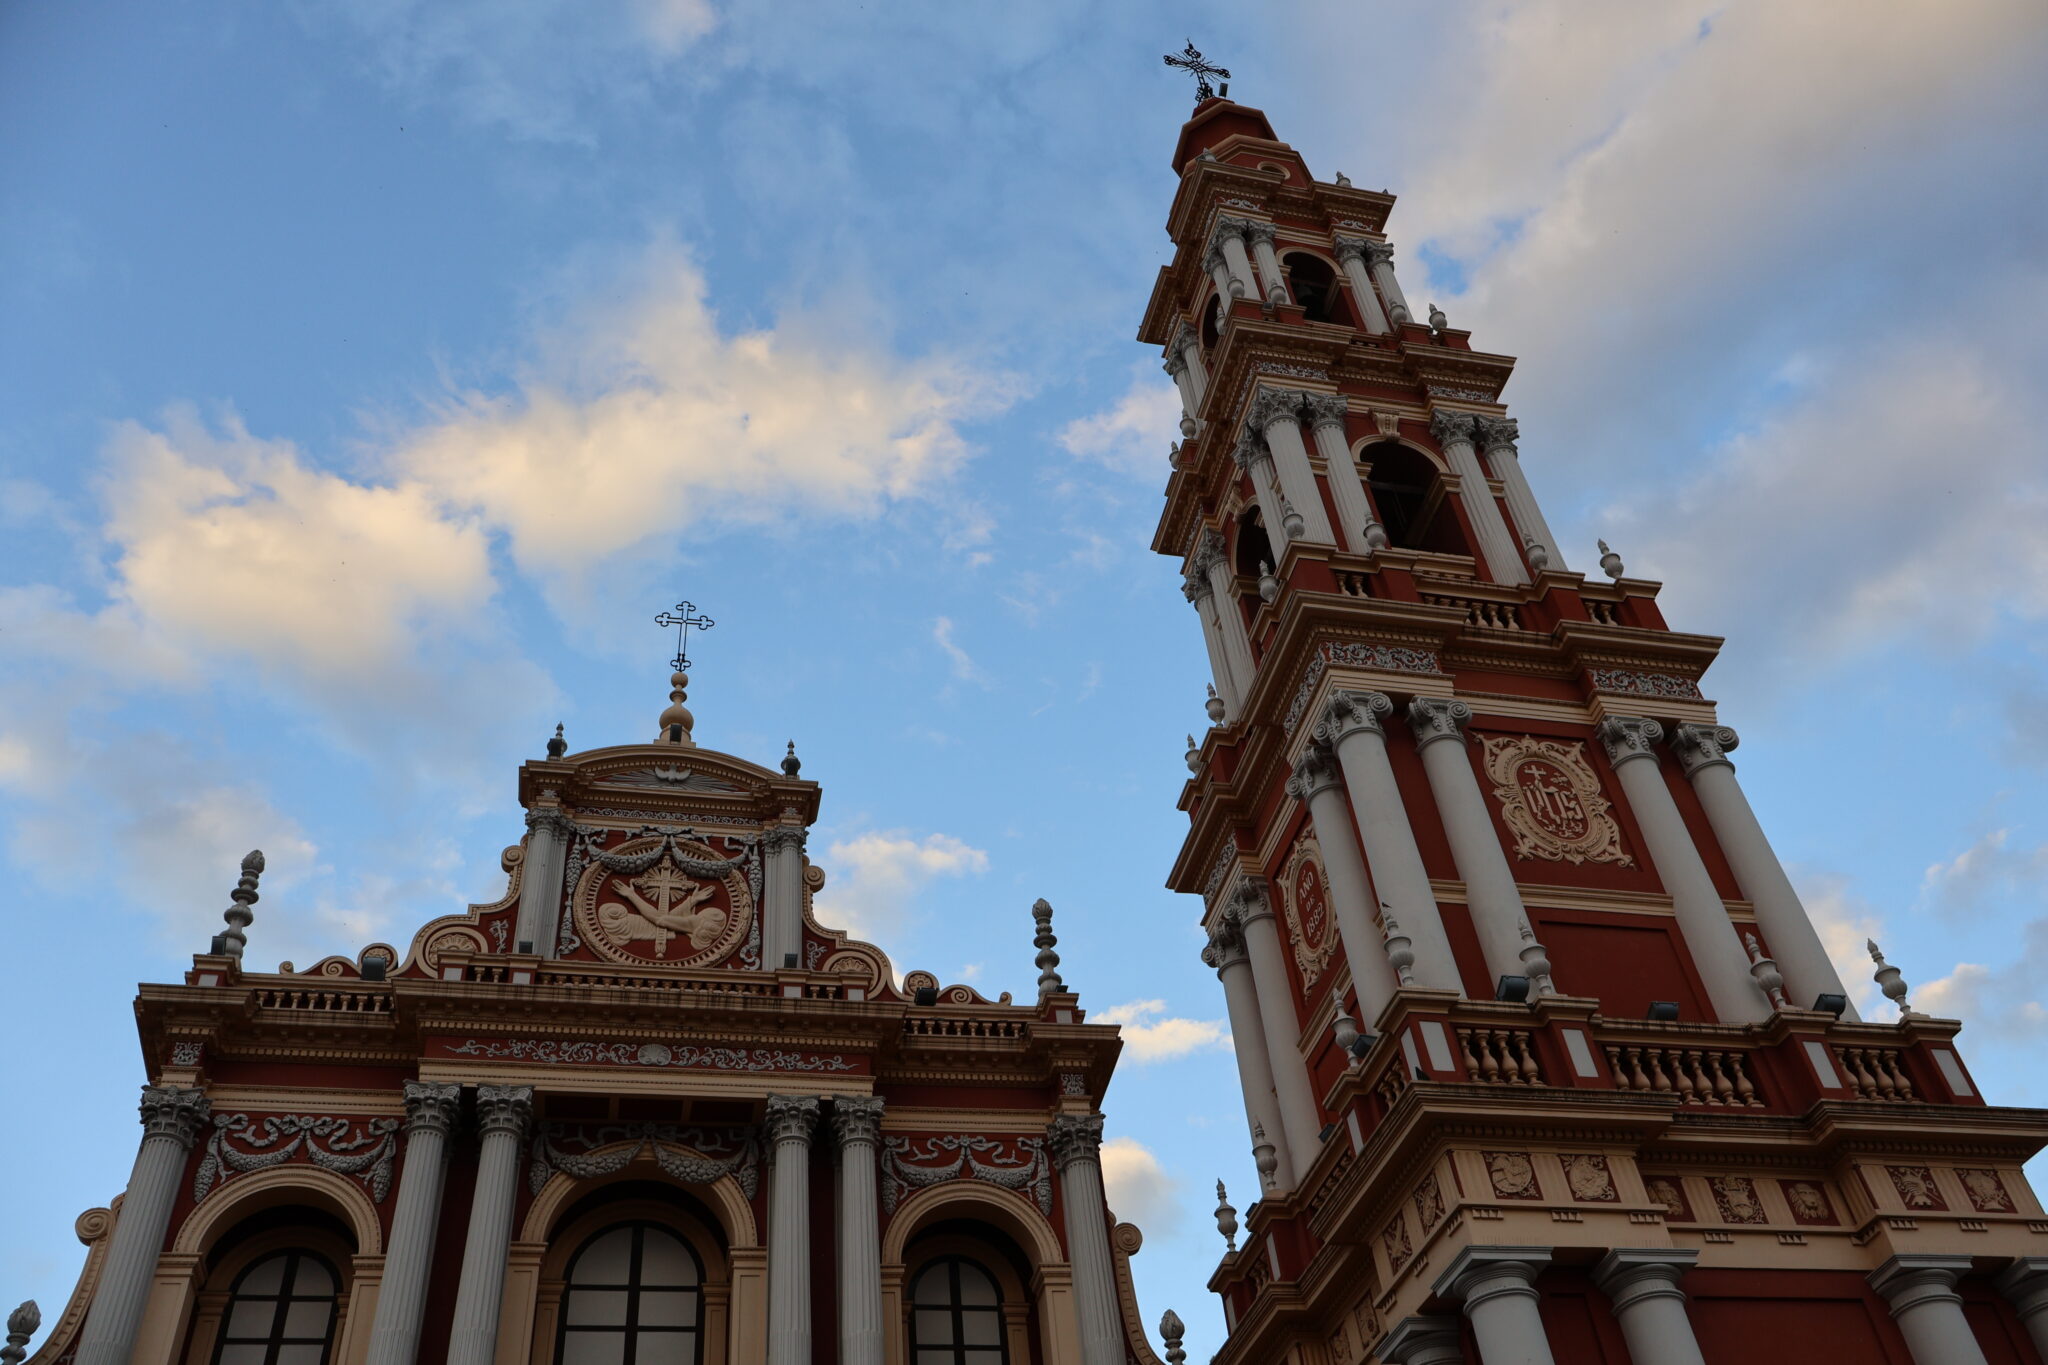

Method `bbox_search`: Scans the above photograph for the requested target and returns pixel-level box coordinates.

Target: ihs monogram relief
[1282,841,1339,989]
[1482,736,1633,866]
[570,835,752,969]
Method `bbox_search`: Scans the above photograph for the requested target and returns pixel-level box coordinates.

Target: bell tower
[1144,96,2048,1365]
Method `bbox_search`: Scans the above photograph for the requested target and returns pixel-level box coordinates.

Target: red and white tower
[1144,96,2048,1365]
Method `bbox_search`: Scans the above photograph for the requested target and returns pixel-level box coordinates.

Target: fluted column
[1203,248,1237,311]
[1173,321,1209,409]
[1200,529,1259,700]
[1476,419,1565,572]
[1436,1248,1555,1365]
[1332,237,1393,334]
[1183,564,1243,720]
[1377,1315,1466,1365]
[445,1085,533,1365]
[1596,717,1767,1023]
[765,1095,820,1365]
[1429,411,1527,585]
[1306,395,1377,554]
[1209,218,1260,302]
[1670,724,1855,1016]
[1594,1250,1706,1365]
[1870,1256,1990,1365]
[1363,241,1413,325]
[1202,917,1294,1193]
[1245,221,1288,306]
[1163,348,1201,441]
[1248,390,1335,546]
[763,825,806,971]
[364,1082,462,1365]
[1314,691,1461,993]
[1229,878,1325,1171]
[1287,743,1401,1022]
[514,809,571,955]
[1993,1258,2048,1363]
[1048,1115,1123,1365]
[1408,699,1555,995]
[74,1087,211,1365]
[832,1097,885,1365]
[1232,435,1293,553]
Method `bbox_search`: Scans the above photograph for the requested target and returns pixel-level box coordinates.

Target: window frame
[208,1248,340,1365]
[907,1254,1010,1365]
[554,1219,706,1365]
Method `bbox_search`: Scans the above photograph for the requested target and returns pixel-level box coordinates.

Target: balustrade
[1457,1027,1547,1085]
[253,987,393,1014]
[1421,593,1526,631]
[1833,1045,1918,1102]
[1603,1044,1763,1107]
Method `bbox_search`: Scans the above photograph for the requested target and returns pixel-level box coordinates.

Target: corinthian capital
[1202,243,1229,276]
[764,1094,820,1146]
[1595,715,1665,767]
[1181,565,1213,605]
[1406,697,1473,750]
[138,1086,211,1148]
[1428,409,1480,447]
[829,1095,885,1148]
[763,824,807,854]
[1303,392,1349,432]
[1315,688,1393,747]
[1168,320,1197,358]
[1162,347,1188,379]
[1286,743,1344,803]
[1201,915,1249,973]
[1209,216,1255,250]
[1228,876,1275,928]
[1046,1112,1106,1170]
[475,1084,534,1140]
[1246,387,1306,435]
[1475,416,1520,456]
[1244,221,1278,247]
[1670,723,1739,776]
[1230,433,1271,472]
[1363,240,1396,268]
[1332,234,1370,266]
[401,1081,462,1139]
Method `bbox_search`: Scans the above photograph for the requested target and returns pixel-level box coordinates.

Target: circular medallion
[570,835,753,969]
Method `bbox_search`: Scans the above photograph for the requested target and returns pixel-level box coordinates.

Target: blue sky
[4,1,2048,1357]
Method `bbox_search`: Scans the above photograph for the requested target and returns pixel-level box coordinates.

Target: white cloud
[812,830,989,942]
[1791,870,1889,1017]
[1058,368,1182,479]
[1100,1135,1179,1233]
[932,617,988,686]
[1919,828,2048,914]
[1093,999,1230,1063]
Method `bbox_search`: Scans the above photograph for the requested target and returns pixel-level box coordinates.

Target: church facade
[1143,96,2048,1364]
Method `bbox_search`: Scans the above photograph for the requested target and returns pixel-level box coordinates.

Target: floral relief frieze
[439,1037,858,1073]
[1282,642,1445,737]
[193,1113,401,1206]
[880,1134,1052,1218]
[1587,668,1704,701]
[527,1121,759,1199]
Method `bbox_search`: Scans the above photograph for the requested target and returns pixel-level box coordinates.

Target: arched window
[211,1250,337,1365]
[1201,294,1223,353]
[556,1222,703,1365]
[910,1256,1008,1365]
[1282,253,1347,326]
[1362,442,1473,557]
[1233,507,1274,579]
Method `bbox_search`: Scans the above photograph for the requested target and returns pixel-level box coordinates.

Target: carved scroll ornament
[193,1113,401,1205]
[1482,735,1633,866]
[881,1134,1053,1217]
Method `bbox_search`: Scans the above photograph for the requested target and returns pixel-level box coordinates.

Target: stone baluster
[1202,916,1295,1193]
[1244,221,1289,306]
[765,1095,820,1365]
[1870,1256,1991,1365]
[514,810,571,955]
[1207,218,1260,301]
[1287,743,1402,1022]
[1332,237,1394,335]
[832,1097,886,1365]
[1304,394,1379,554]
[1407,698,1556,994]
[1594,1251,1708,1365]
[1596,716,1769,1023]
[445,1085,534,1365]
[74,1087,212,1365]
[1429,411,1528,586]
[1247,390,1336,546]
[1669,723,1856,1017]
[1229,878,1326,1174]
[762,824,807,970]
[1314,691,1462,993]
[1377,1315,1467,1365]
[1994,1258,2048,1363]
[1474,418,1565,573]
[1047,1115,1124,1365]
[1363,241,1413,325]
[364,1082,462,1365]
[1436,1247,1557,1365]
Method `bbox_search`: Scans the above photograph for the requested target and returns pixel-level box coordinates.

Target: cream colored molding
[414,1062,874,1099]
[881,1110,1064,1134]
[200,1086,407,1113]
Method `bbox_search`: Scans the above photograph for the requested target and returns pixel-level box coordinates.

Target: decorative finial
[1744,931,1789,1010]
[1160,1308,1187,1365]
[218,850,264,958]
[1334,171,1352,187]
[1361,518,1391,552]
[1163,41,1231,106]
[655,671,697,746]
[1185,734,1202,774]
[1381,902,1417,986]
[1033,898,1065,1000]
[1428,302,1448,332]
[1598,539,1625,580]
[1168,440,1181,468]
[4,1301,41,1365]
[1517,919,1556,996]
[1524,535,1550,573]
[654,599,716,671]
[1868,939,1917,1018]
[1214,1179,1239,1249]
[545,723,567,759]
[1280,497,1306,540]
[1257,559,1279,603]
[1250,1122,1279,1191]
[1204,684,1226,724]
[1332,1012,1360,1056]
[781,741,802,776]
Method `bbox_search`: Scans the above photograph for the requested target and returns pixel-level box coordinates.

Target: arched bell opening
[1360,441,1474,557]
[1281,252,1348,326]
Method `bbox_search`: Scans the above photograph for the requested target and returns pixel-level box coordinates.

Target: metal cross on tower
[1163,41,1230,105]
[655,600,715,671]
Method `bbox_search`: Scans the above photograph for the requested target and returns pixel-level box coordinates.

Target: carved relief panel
[1281,839,1339,990]
[568,832,754,968]
[1482,736,1633,866]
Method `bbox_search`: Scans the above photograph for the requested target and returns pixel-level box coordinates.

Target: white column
[1204,250,1237,310]
[514,809,570,955]
[74,1087,211,1365]
[1596,717,1767,1023]
[1407,699,1555,995]
[1376,1315,1466,1365]
[1315,691,1462,993]
[832,1097,885,1365]
[1671,724,1856,1017]
[445,1085,533,1365]
[1176,325,1209,408]
[1228,879,1325,1173]
[1048,1115,1124,1365]
[1210,219,1260,302]
[1203,920,1295,1193]
[1232,436,1293,554]
[1183,566,1242,720]
[1364,241,1413,325]
[1287,745,1401,1023]
[1993,1258,2048,1363]
[1436,1248,1556,1365]
[763,825,806,971]
[765,1095,820,1365]
[1476,418,1566,573]
[1248,390,1336,546]
[364,1082,461,1365]
[1201,531,1259,699]
[1871,1256,1990,1365]
[1164,349,1199,439]
[1594,1250,1706,1365]
[1307,395,1377,554]
[1333,238,1393,335]
[1245,222,1289,306]
[1430,411,1527,586]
